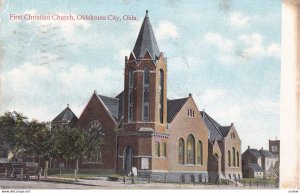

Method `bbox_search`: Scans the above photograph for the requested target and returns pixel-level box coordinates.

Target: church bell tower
[117,10,169,175]
[123,10,167,132]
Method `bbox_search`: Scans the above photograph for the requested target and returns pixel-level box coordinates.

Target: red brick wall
[77,92,118,170]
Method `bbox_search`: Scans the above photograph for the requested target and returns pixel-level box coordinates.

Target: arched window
[237,151,240,167]
[128,69,134,122]
[178,138,184,164]
[232,147,236,167]
[228,150,231,167]
[162,142,167,157]
[143,68,150,121]
[197,140,203,165]
[159,69,164,123]
[187,134,195,164]
[155,142,160,157]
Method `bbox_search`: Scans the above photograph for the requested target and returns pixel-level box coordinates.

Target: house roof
[200,111,223,141]
[132,10,160,60]
[167,97,188,123]
[248,149,262,158]
[52,105,78,124]
[249,163,263,172]
[99,95,120,120]
[259,150,276,158]
[219,126,231,137]
[115,91,124,121]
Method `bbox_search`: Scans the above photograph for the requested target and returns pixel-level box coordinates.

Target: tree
[0,111,28,158]
[52,126,85,170]
[22,120,54,161]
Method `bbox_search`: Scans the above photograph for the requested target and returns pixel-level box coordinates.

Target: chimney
[67,104,69,108]
[248,146,250,149]
[231,123,234,126]
[189,93,192,97]
[261,147,263,150]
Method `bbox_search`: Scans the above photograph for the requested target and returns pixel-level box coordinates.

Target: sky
[0,0,281,152]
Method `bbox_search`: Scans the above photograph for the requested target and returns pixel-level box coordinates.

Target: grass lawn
[239,178,278,185]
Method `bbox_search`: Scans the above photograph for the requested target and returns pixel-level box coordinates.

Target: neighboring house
[51,104,78,128]
[51,11,242,183]
[259,148,279,179]
[50,104,79,169]
[248,163,264,178]
[242,147,263,178]
[201,111,242,182]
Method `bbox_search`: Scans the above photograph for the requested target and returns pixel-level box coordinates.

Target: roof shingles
[52,106,78,124]
[99,95,120,120]
[167,98,188,123]
[133,11,160,60]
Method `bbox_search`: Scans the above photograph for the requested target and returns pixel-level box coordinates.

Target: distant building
[268,138,280,178]
[248,163,264,178]
[242,147,263,178]
[259,148,278,178]
[269,139,280,159]
[242,145,279,179]
[51,104,78,128]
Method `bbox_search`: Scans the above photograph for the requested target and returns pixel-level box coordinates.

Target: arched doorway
[124,146,133,173]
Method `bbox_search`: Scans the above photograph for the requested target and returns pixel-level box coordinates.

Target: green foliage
[52,125,86,159]
[0,111,28,155]
[0,111,105,163]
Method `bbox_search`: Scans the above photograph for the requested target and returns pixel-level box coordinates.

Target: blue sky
[0,0,281,151]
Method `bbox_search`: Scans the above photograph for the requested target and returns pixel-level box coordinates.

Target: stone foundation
[138,170,208,183]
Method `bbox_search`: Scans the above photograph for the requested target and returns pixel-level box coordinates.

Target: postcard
[0,0,298,191]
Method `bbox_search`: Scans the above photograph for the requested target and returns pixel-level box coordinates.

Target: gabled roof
[249,163,263,172]
[219,126,231,137]
[99,95,120,120]
[247,149,262,158]
[167,97,188,123]
[200,111,223,141]
[259,150,276,158]
[115,91,124,122]
[133,10,160,60]
[52,105,78,124]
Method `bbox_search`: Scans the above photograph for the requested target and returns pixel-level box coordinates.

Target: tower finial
[146,10,149,17]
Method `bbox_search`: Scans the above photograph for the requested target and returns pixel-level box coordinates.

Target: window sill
[177,164,203,167]
[154,156,167,159]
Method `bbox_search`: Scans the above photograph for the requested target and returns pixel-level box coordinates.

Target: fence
[0,164,280,189]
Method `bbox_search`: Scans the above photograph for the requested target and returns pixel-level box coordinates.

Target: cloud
[155,20,179,40]
[203,32,281,63]
[228,12,250,29]
[238,33,281,59]
[0,61,123,121]
[203,32,234,52]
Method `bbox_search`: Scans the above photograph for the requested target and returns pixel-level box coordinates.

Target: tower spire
[133,10,160,60]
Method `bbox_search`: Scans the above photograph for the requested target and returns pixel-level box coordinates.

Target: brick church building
[52,11,242,182]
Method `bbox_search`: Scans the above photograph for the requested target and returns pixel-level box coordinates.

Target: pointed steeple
[133,10,160,60]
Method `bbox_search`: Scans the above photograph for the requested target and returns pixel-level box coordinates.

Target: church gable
[78,91,118,130]
[223,124,241,143]
[168,94,208,133]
